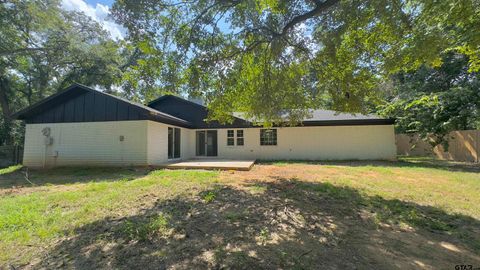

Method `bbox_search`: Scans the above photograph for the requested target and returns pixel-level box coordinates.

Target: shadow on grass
[31,179,480,269]
[0,167,148,189]
[259,157,480,173]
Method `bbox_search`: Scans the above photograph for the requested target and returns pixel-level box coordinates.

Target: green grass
[263,158,480,219]
[202,190,216,203]
[0,159,479,267]
[118,213,171,241]
[0,168,218,264]
[0,165,23,175]
[327,164,480,218]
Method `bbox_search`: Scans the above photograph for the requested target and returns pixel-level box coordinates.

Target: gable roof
[148,95,253,128]
[12,83,192,127]
[13,83,394,128]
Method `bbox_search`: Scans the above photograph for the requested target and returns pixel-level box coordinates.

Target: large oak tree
[112,0,480,124]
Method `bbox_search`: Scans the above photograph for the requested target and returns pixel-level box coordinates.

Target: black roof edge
[148,94,208,109]
[147,112,193,128]
[299,118,395,126]
[195,118,395,129]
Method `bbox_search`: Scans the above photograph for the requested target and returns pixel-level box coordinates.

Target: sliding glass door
[196,131,206,156]
[168,127,181,159]
[196,130,217,156]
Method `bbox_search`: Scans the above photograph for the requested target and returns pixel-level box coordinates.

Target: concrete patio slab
[163,159,255,171]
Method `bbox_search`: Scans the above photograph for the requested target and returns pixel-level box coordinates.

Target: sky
[61,0,126,40]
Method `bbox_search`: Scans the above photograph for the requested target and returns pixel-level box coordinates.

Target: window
[168,127,181,159]
[237,137,244,146]
[227,129,244,146]
[227,129,235,146]
[260,129,277,145]
[236,130,244,146]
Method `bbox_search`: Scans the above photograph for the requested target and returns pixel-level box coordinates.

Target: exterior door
[196,131,206,156]
[196,130,217,156]
[168,127,181,159]
[206,130,218,156]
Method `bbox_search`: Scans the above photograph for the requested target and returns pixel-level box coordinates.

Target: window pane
[237,138,244,146]
[196,131,205,156]
[227,130,234,137]
[236,130,243,137]
[168,127,173,158]
[260,129,277,145]
[227,138,234,146]
[174,128,181,158]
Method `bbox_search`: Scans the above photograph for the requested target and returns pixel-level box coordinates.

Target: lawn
[0,158,479,269]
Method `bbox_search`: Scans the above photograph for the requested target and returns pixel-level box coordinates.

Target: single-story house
[13,83,396,167]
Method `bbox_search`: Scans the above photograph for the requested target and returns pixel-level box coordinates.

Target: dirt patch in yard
[26,164,480,270]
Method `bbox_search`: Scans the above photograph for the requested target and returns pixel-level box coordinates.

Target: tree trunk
[0,77,13,145]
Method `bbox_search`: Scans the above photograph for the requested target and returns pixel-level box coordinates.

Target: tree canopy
[378,52,480,147]
[0,0,130,144]
[1,0,479,145]
[111,0,480,124]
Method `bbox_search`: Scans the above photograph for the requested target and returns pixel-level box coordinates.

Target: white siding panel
[205,125,396,160]
[23,121,149,167]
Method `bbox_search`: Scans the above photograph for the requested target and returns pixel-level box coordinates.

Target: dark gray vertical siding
[44,108,55,123]
[105,98,117,121]
[128,107,140,120]
[54,104,64,122]
[64,99,75,122]
[25,90,150,124]
[84,92,95,121]
[117,102,128,120]
[74,95,84,122]
[93,93,106,121]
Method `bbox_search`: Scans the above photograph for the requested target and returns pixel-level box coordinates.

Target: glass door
[196,131,206,156]
[168,127,181,159]
[196,130,217,156]
[206,130,218,156]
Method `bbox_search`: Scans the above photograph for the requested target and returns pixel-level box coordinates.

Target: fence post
[477,130,479,163]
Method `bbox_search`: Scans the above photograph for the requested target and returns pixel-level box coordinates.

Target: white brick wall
[191,125,396,161]
[146,121,193,165]
[23,121,396,168]
[23,121,149,167]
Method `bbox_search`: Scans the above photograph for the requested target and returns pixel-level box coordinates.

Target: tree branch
[280,0,340,36]
[0,47,47,57]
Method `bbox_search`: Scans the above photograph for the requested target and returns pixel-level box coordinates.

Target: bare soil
[25,163,480,270]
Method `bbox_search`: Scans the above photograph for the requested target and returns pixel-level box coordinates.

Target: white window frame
[226,129,244,146]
